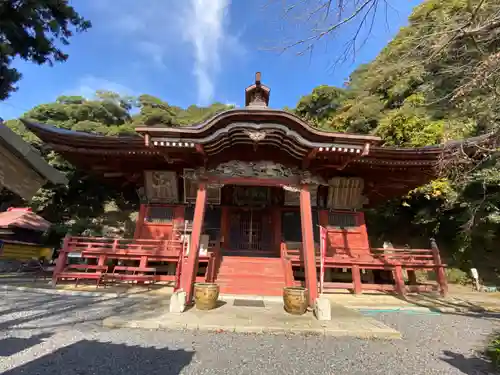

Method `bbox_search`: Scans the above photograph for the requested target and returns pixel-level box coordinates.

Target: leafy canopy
[2,91,233,243]
[292,0,500,280]
[0,0,91,100]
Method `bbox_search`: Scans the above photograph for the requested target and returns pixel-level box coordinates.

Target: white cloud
[66,76,136,99]
[90,0,244,105]
[181,0,232,105]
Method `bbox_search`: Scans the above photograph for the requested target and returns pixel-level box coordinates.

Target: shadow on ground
[0,289,169,331]
[0,274,174,294]
[0,333,52,357]
[441,350,495,375]
[388,291,500,320]
[2,339,193,375]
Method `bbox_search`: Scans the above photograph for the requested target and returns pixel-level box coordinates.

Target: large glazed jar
[283,286,308,315]
[193,283,220,310]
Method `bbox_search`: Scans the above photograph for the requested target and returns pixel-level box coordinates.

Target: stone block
[169,290,187,313]
[314,297,332,321]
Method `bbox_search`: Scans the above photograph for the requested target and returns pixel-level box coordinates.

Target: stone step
[216,277,285,286]
[217,267,284,275]
[219,279,285,289]
[218,285,284,296]
[216,273,286,282]
[220,256,283,264]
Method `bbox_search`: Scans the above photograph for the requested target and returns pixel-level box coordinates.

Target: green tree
[291,0,500,280]
[0,0,91,100]
[294,86,346,130]
[3,91,235,244]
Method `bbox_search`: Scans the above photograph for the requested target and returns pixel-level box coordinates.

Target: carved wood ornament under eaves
[243,129,268,151]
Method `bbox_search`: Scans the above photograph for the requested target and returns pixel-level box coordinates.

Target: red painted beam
[299,185,318,306]
[205,175,300,187]
[180,183,207,303]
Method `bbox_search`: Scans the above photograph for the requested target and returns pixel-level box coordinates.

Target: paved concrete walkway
[102,297,400,339]
[0,274,174,297]
[4,274,500,313]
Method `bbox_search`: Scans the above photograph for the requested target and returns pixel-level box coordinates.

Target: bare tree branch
[269,0,388,63]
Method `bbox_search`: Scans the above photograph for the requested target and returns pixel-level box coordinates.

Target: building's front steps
[215,256,286,296]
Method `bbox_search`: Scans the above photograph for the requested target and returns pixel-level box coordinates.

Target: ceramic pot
[283,286,308,315]
[193,283,220,310]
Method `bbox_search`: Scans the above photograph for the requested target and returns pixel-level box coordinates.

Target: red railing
[54,235,221,288]
[282,242,440,267]
[280,241,294,287]
[279,239,448,296]
[65,236,183,257]
[174,245,184,291]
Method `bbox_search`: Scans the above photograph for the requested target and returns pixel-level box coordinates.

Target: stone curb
[102,317,402,340]
[0,284,160,299]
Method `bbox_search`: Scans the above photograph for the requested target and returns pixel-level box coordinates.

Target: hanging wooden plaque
[144,171,179,203]
[283,186,300,206]
[283,185,318,206]
[183,169,221,205]
[327,177,364,209]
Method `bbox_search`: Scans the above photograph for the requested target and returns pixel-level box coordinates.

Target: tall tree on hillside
[0,0,91,100]
[2,92,234,242]
[274,2,496,56]
[273,0,500,105]
[286,1,500,276]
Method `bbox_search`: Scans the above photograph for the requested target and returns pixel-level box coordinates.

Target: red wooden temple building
[24,73,451,306]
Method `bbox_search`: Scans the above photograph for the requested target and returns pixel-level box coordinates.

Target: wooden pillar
[272,207,282,255]
[133,204,147,239]
[220,206,229,249]
[352,264,362,294]
[299,185,318,306]
[52,235,70,287]
[394,265,406,296]
[181,183,207,303]
[431,238,448,297]
[97,255,106,266]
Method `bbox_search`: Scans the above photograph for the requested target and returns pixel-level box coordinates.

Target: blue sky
[0,0,422,120]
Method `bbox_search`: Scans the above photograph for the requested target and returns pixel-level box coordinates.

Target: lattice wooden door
[228,209,272,252]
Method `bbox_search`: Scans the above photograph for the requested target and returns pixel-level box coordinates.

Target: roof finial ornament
[245,72,270,107]
[255,72,261,85]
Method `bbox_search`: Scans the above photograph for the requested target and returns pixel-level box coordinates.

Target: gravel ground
[0,289,499,375]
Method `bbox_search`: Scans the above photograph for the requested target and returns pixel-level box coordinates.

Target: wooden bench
[102,266,156,288]
[55,264,108,287]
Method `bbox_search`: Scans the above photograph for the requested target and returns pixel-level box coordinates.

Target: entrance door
[228,208,273,254]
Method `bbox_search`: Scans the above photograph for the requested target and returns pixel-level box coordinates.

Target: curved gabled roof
[136,108,382,145]
[22,114,496,171]
[21,119,144,150]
